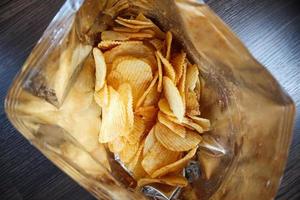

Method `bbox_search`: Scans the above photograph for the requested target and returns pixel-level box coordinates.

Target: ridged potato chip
[171,52,186,84]
[113,26,140,33]
[178,61,187,108]
[119,140,140,164]
[148,38,164,51]
[127,142,147,180]
[135,13,165,39]
[107,56,153,107]
[151,147,197,178]
[143,127,156,156]
[137,175,188,187]
[188,115,211,131]
[158,98,175,117]
[93,48,106,91]
[163,76,185,122]
[125,116,146,145]
[143,81,161,107]
[108,136,126,153]
[136,72,158,108]
[99,86,128,143]
[186,91,201,116]
[104,42,156,71]
[164,115,204,134]
[156,52,163,92]
[157,51,176,82]
[164,31,173,60]
[157,112,185,138]
[117,16,154,26]
[101,30,153,41]
[142,139,181,175]
[94,83,109,107]
[186,64,199,91]
[154,122,202,152]
[118,83,134,131]
[98,40,142,50]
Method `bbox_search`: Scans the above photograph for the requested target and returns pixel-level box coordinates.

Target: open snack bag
[5,0,295,199]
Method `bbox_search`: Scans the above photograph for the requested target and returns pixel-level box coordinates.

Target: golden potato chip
[143,127,156,156]
[156,52,163,92]
[136,72,158,108]
[164,31,172,60]
[154,122,201,152]
[148,38,163,51]
[119,140,140,164]
[158,98,175,117]
[186,64,199,91]
[143,81,161,107]
[98,40,142,50]
[127,142,147,179]
[135,13,165,39]
[157,112,185,138]
[164,115,204,134]
[171,51,186,84]
[157,52,176,82]
[104,42,156,72]
[117,16,154,26]
[125,116,146,144]
[101,31,153,41]
[137,175,188,187]
[108,136,126,153]
[118,83,134,131]
[93,48,106,91]
[142,139,180,175]
[151,147,197,178]
[178,61,187,108]
[99,86,128,143]
[140,29,156,36]
[188,115,211,131]
[194,77,201,101]
[107,56,153,107]
[163,76,185,122]
[113,26,140,33]
[94,83,109,107]
[186,91,201,116]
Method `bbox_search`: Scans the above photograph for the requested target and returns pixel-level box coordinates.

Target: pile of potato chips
[93,13,210,188]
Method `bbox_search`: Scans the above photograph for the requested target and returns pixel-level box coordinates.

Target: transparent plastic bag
[5,0,295,199]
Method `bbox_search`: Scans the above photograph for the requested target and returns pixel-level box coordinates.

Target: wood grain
[0,0,299,199]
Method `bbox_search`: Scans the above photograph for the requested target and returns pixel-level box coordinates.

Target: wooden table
[0,0,299,199]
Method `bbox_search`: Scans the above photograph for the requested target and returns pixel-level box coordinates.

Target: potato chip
[117,16,154,26]
[151,147,197,178]
[136,72,158,108]
[101,31,153,41]
[156,52,163,92]
[119,140,140,164]
[99,86,128,143]
[164,31,172,60]
[135,13,166,39]
[163,76,185,122]
[178,61,187,108]
[142,139,180,175]
[148,38,163,51]
[188,115,211,131]
[194,77,201,101]
[143,127,156,156]
[128,148,147,180]
[98,40,142,50]
[137,175,188,187]
[140,29,156,36]
[118,83,134,131]
[94,83,109,107]
[107,56,153,107]
[158,98,175,117]
[154,122,201,152]
[186,64,199,91]
[93,48,106,91]
[157,52,176,82]
[125,116,146,144]
[157,112,185,138]
[164,115,204,134]
[104,42,156,71]
[171,52,186,84]
[135,106,158,122]
[143,81,161,107]
[108,136,126,153]
[186,91,201,116]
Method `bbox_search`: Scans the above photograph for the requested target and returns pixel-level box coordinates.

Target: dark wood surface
[0,0,299,199]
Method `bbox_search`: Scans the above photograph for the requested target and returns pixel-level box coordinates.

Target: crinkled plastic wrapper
[5,0,295,199]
